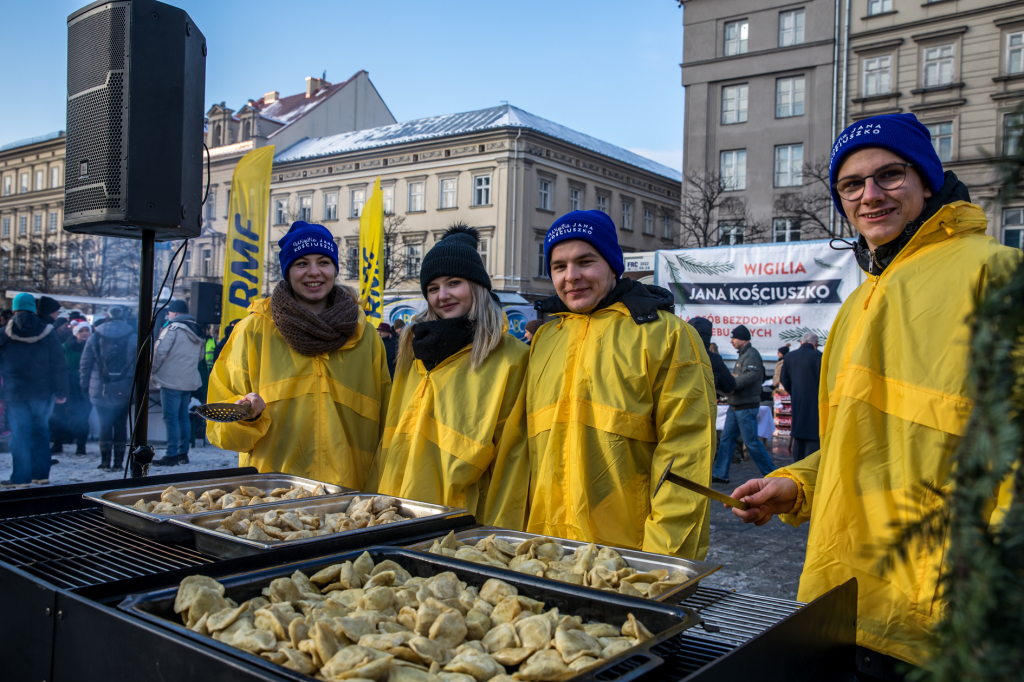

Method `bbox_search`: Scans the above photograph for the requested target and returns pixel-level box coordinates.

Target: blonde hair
[396,281,504,373]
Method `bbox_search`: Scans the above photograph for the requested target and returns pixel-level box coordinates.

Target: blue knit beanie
[544,210,624,278]
[12,292,36,313]
[829,113,945,218]
[278,221,339,276]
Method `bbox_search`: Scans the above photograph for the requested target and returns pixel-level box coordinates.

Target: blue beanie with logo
[544,210,624,278]
[278,221,339,276]
[828,113,945,219]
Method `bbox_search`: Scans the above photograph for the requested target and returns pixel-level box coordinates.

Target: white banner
[654,240,862,359]
[381,297,536,342]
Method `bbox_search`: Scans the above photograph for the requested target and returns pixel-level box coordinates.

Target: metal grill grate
[0,508,214,590]
[680,586,804,647]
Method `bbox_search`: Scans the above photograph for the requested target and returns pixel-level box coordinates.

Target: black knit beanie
[419,222,491,297]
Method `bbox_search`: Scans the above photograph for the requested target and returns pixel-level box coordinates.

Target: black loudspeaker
[63,0,206,241]
[190,281,222,326]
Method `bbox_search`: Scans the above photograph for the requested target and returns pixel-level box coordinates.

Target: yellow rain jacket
[207,297,391,489]
[518,295,717,559]
[769,201,1021,667]
[366,332,529,527]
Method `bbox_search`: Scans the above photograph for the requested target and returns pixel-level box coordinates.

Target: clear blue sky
[1,1,685,173]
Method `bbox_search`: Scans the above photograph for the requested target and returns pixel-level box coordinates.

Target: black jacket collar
[538,279,675,325]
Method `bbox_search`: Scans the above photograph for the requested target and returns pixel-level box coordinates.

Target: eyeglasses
[833,163,913,201]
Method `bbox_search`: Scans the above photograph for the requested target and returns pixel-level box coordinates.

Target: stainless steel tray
[83,473,356,543]
[169,494,467,559]
[405,526,721,603]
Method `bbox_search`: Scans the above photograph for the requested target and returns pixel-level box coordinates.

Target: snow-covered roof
[274,104,681,182]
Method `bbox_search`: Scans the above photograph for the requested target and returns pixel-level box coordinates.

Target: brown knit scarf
[270,281,361,356]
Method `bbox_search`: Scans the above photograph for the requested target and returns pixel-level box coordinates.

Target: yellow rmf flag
[220,145,275,338]
[359,176,384,328]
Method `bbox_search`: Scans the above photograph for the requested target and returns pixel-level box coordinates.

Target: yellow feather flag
[359,176,385,328]
[220,145,275,338]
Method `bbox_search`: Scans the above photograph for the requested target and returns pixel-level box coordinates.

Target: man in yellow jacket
[512,210,717,559]
[730,114,1022,676]
[207,221,391,489]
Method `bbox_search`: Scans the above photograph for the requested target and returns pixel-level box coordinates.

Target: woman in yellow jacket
[730,115,1021,674]
[367,224,529,527]
[207,221,391,489]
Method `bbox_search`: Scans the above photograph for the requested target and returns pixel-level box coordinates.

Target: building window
[621,202,633,231]
[773,218,801,242]
[349,189,365,219]
[776,77,805,117]
[779,9,804,47]
[205,188,216,221]
[597,194,609,213]
[51,166,60,188]
[643,208,654,235]
[440,178,457,209]
[719,221,745,245]
[724,20,748,56]
[926,121,953,162]
[299,195,313,221]
[324,192,338,220]
[33,214,42,234]
[346,246,358,280]
[35,170,44,191]
[721,84,748,124]
[1005,113,1023,156]
[49,211,58,232]
[408,181,425,212]
[2,218,8,237]
[923,45,954,87]
[68,252,77,277]
[863,56,892,96]
[382,185,395,215]
[202,248,213,276]
[405,243,422,278]
[867,0,892,14]
[33,255,41,280]
[1003,208,1024,249]
[1008,32,1024,75]
[17,255,26,277]
[536,242,546,277]
[720,150,747,190]
[3,177,10,196]
[774,144,804,187]
[474,175,491,206]
[20,173,28,193]
[274,199,288,225]
[183,253,191,278]
[478,237,490,272]
[19,216,27,236]
[538,179,551,210]
[569,188,581,212]
[662,213,673,239]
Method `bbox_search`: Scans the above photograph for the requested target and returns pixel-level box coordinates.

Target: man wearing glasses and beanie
[728,113,1021,677]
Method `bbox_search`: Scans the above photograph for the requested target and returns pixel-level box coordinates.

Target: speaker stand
[129,231,156,478]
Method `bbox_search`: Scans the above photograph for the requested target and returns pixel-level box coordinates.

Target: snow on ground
[0,441,239,488]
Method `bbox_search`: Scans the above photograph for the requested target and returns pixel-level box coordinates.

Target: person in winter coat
[729,114,1022,673]
[711,326,776,483]
[151,299,204,466]
[79,305,137,471]
[523,319,542,345]
[496,210,717,558]
[366,224,529,527]
[779,332,822,462]
[772,345,790,395]
[376,323,399,378]
[52,322,92,456]
[207,221,391,489]
[688,317,736,396]
[212,321,236,362]
[0,293,68,487]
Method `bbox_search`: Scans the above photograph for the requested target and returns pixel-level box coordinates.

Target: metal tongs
[194,401,254,423]
[655,456,749,510]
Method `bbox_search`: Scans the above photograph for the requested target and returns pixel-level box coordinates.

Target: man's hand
[728,477,799,526]
[237,393,266,418]
[55,397,67,405]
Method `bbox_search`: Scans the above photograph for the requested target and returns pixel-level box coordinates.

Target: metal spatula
[655,456,749,510]
[195,402,254,423]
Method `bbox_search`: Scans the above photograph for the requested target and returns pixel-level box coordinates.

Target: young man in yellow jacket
[730,114,1022,676]
[508,210,717,559]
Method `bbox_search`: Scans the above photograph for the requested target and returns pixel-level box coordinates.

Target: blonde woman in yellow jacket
[367,224,529,527]
[208,222,391,489]
[730,115,1022,672]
